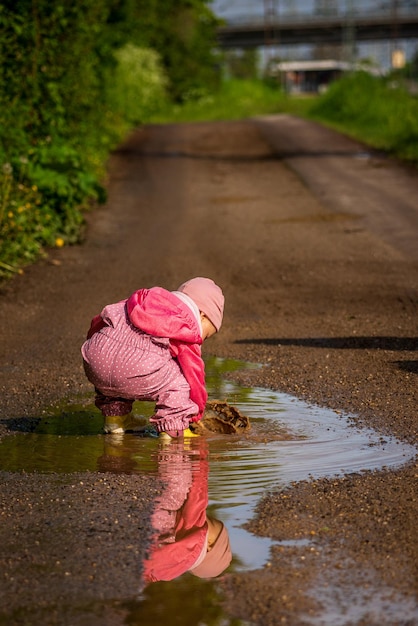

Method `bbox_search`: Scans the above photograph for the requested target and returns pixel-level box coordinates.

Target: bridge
[216,8,418,48]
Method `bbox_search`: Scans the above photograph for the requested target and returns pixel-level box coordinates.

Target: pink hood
[126,287,202,344]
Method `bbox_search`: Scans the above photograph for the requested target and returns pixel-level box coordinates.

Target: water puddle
[0,357,416,625]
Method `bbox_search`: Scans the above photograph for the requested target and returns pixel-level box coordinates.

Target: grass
[151,79,287,123]
[302,72,418,164]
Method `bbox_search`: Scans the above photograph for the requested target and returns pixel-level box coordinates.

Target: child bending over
[81,277,224,438]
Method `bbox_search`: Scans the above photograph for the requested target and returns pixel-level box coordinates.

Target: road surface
[0,115,417,625]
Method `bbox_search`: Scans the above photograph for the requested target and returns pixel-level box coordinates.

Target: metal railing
[221,6,418,28]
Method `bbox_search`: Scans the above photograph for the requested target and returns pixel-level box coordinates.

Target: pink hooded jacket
[87,287,208,420]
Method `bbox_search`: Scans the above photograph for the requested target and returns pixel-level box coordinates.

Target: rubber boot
[104,414,144,434]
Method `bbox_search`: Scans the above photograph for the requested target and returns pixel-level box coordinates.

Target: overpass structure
[216,8,418,48]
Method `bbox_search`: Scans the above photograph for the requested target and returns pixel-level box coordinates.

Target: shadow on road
[235,336,418,351]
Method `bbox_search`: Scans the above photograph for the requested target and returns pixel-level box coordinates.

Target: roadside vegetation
[306,70,418,164]
[0,0,219,280]
[154,70,418,167]
[0,0,417,281]
[154,44,418,165]
[151,79,287,123]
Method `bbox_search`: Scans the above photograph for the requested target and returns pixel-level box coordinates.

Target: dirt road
[0,116,417,625]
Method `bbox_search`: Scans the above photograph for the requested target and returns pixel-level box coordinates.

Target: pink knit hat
[177,277,224,331]
[189,523,232,578]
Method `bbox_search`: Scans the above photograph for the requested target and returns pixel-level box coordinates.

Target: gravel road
[0,116,417,625]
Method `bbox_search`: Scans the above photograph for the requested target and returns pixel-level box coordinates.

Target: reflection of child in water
[81,277,224,438]
[142,441,232,583]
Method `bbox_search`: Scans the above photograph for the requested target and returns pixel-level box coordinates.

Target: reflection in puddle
[0,357,416,625]
[141,439,231,587]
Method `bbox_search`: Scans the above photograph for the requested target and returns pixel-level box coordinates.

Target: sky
[210,0,418,69]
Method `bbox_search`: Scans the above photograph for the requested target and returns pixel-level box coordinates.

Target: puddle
[0,356,416,625]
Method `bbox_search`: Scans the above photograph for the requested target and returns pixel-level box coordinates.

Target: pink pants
[81,304,198,433]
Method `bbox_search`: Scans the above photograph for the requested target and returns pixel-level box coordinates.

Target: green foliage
[130,0,222,102]
[106,44,168,124]
[0,0,119,278]
[308,71,418,163]
[152,79,285,123]
[0,0,218,281]
[0,160,61,275]
[224,49,260,80]
[0,0,113,151]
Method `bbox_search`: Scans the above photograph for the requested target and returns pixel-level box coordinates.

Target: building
[272,58,382,92]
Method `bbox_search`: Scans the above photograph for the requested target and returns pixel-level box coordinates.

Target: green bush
[309,72,418,163]
[131,0,221,103]
[0,0,218,281]
[106,44,168,124]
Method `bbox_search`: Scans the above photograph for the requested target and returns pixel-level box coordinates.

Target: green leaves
[130,0,221,102]
[310,72,418,163]
[107,44,168,124]
[0,0,221,280]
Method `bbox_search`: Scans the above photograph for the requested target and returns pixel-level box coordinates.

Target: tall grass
[307,72,418,163]
[151,79,286,123]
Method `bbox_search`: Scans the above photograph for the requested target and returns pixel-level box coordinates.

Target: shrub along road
[0,116,417,624]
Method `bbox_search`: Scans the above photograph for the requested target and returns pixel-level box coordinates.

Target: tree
[129,0,222,101]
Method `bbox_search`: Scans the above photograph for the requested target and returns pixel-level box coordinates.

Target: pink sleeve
[170,340,207,420]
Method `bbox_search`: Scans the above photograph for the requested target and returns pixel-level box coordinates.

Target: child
[81,277,224,438]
